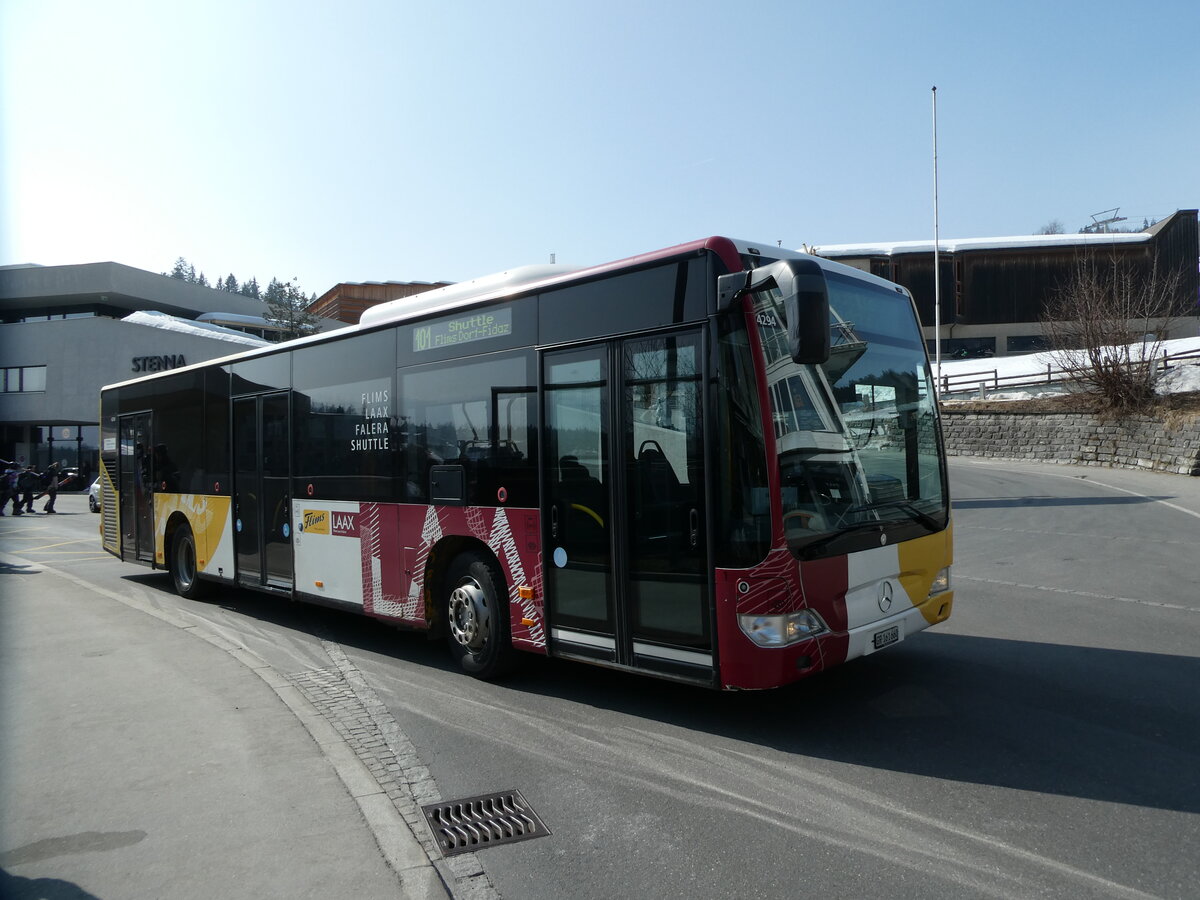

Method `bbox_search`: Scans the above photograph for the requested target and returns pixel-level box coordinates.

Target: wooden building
[308,279,452,325]
[816,209,1198,357]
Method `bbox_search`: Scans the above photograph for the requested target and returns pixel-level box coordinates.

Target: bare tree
[1036,220,1065,235]
[1042,251,1186,411]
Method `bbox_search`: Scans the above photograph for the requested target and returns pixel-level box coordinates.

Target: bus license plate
[872,626,900,651]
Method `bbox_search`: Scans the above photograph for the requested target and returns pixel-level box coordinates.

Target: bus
[98,237,952,690]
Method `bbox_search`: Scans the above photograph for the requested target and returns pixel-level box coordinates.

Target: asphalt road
[3,460,1198,899]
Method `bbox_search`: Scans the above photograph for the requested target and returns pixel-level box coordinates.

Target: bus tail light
[739,610,828,647]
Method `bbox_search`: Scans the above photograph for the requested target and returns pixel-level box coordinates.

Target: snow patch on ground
[1158,363,1200,395]
[937,335,1200,398]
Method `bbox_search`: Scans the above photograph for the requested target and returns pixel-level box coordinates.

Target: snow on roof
[814,231,1151,257]
[195,311,274,328]
[122,310,270,347]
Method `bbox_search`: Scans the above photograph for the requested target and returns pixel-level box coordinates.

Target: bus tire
[170,524,211,600]
[444,551,516,679]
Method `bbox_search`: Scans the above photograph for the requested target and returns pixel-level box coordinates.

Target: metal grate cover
[421,789,549,856]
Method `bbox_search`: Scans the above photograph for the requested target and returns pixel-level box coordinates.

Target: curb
[1,551,453,900]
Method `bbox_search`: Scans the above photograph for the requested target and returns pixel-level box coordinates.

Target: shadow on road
[0,561,42,575]
[512,631,1200,816]
[952,494,1174,509]
[122,570,1200,820]
[0,868,102,900]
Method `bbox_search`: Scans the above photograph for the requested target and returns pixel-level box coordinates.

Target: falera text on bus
[352,389,390,452]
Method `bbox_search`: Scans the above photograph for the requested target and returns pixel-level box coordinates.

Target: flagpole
[932,85,942,392]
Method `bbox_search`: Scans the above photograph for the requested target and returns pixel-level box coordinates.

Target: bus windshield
[753,268,947,558]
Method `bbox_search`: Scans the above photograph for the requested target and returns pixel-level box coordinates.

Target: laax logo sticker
[332,511,359,537]
[302,510,330,534]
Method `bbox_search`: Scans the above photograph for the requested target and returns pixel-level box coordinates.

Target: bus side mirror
[717,260,831,365]
[784,287,831,366]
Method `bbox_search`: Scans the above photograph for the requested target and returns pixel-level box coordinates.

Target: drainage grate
[421,789,549,856]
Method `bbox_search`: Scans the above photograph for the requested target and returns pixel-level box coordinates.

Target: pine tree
[168,257,191,280]
[264,277,320,341]
[164,258,318,330]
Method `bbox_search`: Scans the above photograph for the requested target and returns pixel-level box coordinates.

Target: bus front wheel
[444,552,516,679]
[170,524,211,600]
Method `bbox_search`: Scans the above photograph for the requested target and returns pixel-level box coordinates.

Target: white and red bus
[98,238,952,689]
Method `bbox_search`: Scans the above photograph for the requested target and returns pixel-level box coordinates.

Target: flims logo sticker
[302,510,330,534]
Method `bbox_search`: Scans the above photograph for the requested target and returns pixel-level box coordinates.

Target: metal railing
[938,347,1200,396]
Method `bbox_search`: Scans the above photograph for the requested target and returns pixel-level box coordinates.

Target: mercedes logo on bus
[878,581,894,613]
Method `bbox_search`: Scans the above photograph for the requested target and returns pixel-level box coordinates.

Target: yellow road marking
[7,538,98,550]
[18,550,107,556]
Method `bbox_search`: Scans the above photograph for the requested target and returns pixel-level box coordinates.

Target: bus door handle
[550,504,559,539]
[689,508,699,548]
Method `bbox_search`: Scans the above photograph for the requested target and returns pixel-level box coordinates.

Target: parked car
[88,478,101,513]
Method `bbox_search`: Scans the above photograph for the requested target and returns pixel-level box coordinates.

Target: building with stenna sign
[0,261,341,479]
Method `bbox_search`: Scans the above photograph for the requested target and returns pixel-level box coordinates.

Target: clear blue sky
[3,0,1197,296]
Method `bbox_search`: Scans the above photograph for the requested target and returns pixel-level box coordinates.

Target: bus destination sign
[412,309,512,353]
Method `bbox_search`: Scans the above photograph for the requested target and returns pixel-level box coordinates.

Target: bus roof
[101,236,896,392]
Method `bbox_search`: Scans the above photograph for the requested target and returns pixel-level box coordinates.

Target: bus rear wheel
[444,552,516,679]
[170,524,211,600]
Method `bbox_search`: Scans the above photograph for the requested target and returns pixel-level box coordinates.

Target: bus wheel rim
[448,579,490,652]
[177,537,195,590]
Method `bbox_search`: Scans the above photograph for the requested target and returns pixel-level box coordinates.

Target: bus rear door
[118,412,155,563]
[233,392,293,590]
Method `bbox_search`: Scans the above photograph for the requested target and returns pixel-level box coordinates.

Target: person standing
[42,462,60,513]
[0,465,19,515]
[18,465,39,513]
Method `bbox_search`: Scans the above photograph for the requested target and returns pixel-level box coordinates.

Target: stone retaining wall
[939,407,1200,476]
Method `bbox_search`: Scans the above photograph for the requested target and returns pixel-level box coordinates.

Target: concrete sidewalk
[0,556,449,899]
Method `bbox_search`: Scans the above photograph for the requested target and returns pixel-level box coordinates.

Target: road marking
[15,550,112,556]
[19,538,101,550]
[953,459,1200,520]
[956,523,1194,546]
[957,574,1199,613]
[40,555,116,562]
[1058,474,1200,521]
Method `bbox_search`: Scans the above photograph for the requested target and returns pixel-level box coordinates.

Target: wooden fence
[938,347,1200,396]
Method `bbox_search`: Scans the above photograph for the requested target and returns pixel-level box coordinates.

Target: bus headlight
[929,567,951,597]
[739,610,828,647]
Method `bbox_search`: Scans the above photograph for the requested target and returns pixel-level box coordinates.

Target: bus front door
[542,330,713,683]
[118,412,155,563]
[233,392,293,590]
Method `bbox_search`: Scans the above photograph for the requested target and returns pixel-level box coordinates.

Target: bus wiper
[793,501,942,560]
[848,499,940,531]
[792,520,886,559]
